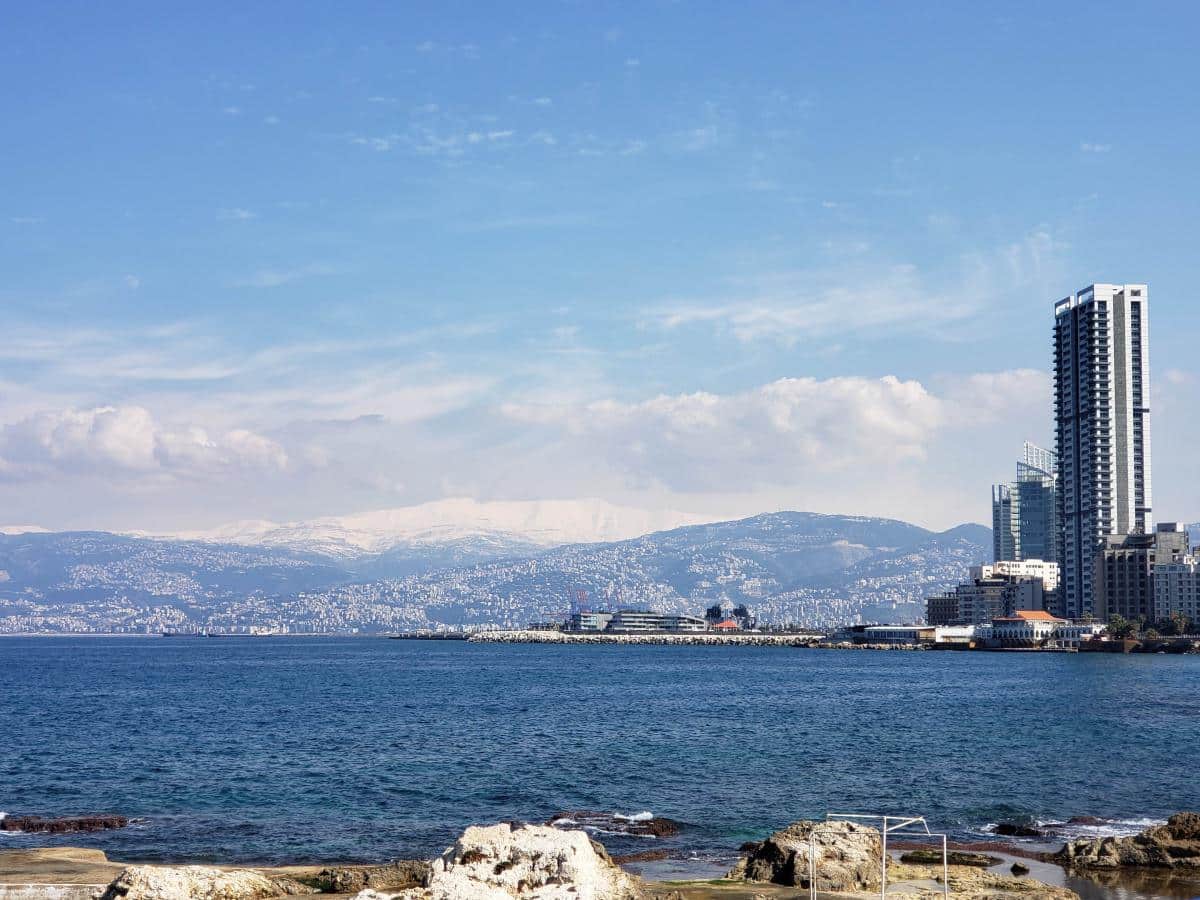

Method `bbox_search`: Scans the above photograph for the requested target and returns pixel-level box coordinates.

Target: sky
[2,1,1199,533]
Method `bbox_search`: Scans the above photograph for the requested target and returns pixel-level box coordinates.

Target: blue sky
[2,1,1198,532]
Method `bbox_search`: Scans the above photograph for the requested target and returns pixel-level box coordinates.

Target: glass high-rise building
[991,442,1056,564]
[1053,283,1152,618]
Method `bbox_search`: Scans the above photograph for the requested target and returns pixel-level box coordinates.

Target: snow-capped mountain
[151,498,720,558]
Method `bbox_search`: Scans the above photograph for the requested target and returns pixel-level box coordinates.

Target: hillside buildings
[1095,523,1189,622]
[992,443,1057,563]
[1054,284,1152,618]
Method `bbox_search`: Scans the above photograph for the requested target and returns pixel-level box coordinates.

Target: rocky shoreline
[5,814,1199,899]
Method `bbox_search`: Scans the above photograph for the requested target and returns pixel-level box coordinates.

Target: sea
[3,637,1200,896]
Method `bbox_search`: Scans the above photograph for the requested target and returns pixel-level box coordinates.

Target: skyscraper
[1054,283,1152,618]
[991,442,1056,563]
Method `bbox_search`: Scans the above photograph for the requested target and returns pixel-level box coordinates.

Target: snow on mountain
[155,498,720,557]
[0,525,50,535]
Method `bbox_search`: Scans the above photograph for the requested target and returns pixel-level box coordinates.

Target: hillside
[0,512,990,633]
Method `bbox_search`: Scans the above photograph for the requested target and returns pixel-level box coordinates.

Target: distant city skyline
[2,3,1199,533]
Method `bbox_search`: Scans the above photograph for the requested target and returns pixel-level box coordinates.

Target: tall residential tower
[1053,283,1152,618]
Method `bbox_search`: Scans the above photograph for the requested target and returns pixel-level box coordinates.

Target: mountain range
[0,503,991,634]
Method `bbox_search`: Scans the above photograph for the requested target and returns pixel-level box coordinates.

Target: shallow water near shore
[3,636,1199,897]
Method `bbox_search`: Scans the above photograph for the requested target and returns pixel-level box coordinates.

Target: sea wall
[467,630,822,646]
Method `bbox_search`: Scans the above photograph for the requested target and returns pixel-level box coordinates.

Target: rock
[1011,862,1030,876]
[1,814,129,834]
[304,862,427,894]
[1066,816,1107,826]
[95,865,284,900]
[417,822,643,899]
[899,849,1000,867]
[1058,812,1200,869]
[546,812,681,838]
[737,841,762,854]
[992,822,1044,838]
[730,819,881,891]
[883,861,1078,898]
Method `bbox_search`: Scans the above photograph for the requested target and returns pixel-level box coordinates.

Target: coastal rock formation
[0,814,129,833]
[898,849,1000,867]
[95,865,285,900]
[391,822,643,900]
[304,862,427,893]
[1058,812,1200,869]
[547,812,681,838]
[727,819,881,891]
[882,861,1079,898]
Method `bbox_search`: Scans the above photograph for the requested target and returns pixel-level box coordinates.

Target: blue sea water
[2,637,1199,869]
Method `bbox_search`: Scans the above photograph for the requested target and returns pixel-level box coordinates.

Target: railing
[807,813,949,900]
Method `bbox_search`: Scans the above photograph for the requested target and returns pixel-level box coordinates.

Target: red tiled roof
[712,620,740,630]
[993,610,1066,623]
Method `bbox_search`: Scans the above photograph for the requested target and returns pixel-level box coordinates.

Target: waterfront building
[925,563,1056,626]
[924,593,959,626]
[605,610,708,632]
[1154,555,1200,624]
[1095,523,1189,622]
[567,611,614,632]
[1047,621,1108,649]
[992,443,1057,563]
[857,624,977,646]
[1054,283,1152,618]
[988,610,1068,647]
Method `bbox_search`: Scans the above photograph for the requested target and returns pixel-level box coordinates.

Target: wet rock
[1010,862,1030,876]
[546,812,681,838]
[899,849,1000,867]
[737,841,762,854]
[1058,812,1200,869]
[0,814,129,834]
[730,819,881,891]
[95,865,283,900]
[992,822,1044,838]
[303,862,428,894]
[1066,816,1107,826]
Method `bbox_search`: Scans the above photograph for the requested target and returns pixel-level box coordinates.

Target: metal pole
[881,816,888,900]
[942,833,949,898]
[810,831,816,900]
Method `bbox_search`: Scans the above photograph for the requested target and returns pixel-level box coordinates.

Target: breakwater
[467,629,823,646]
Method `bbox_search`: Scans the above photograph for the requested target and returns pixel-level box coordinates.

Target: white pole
[881,816,888,900]
[810,831,816,900]
[942,834,949,898]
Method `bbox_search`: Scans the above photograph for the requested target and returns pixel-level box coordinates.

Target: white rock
[422,822,642,900]
[95,865,282,900]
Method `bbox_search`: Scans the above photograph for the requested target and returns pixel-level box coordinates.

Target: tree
[1107,614,1137,639]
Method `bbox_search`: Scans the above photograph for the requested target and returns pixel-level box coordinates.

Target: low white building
[859,624,979,646]
[1047,622,1107,649]
[989,610,1067,647]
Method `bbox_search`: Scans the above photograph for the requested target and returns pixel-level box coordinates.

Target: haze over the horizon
[2,2,1198,534]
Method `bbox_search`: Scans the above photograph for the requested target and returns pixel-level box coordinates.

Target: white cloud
[645,229,1064,345]
[0,406,287,479]
[218,207,257,221]
[502,375,944,492]
[232,263,334,288]
[1080,142,1112,153]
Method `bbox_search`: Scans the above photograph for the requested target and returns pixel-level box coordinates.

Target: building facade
[992,443,1057,563]
[1154,556,1200,625]
[1054,284,1152,618]
[1094,523,1189,622]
